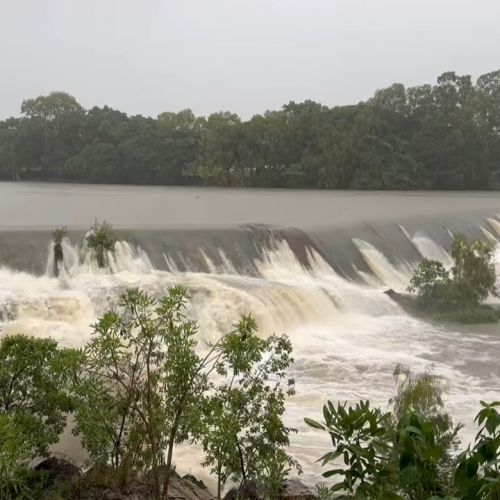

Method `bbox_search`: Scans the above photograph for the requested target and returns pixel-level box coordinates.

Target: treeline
[0,69,499,189]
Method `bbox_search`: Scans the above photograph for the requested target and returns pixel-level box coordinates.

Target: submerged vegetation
[51,226,67,276]
[1,70,500,190]
[405,235,499,323]
[85,219,115,268]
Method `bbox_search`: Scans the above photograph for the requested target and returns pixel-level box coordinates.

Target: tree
[74,287,297,499]
[201,317,297,498]
[450,235,497,305]
[1,68,500,188]
[85,219,116,269]
[74,287,204,497]
[407,258,451,309]
[0,335,79,497]
[407,235,498,322]
[51,226,68,277]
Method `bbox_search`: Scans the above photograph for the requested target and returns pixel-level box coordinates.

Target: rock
[282,479,316,499]
[167,475,215,499]
[384,288,417,311]
[224,479,315,499]
[224,481,259,499]
[101,484,152,500]
[183,474,209,490]
[35,456,80,483]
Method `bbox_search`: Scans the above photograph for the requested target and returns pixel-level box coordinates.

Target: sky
[1,0,499,120]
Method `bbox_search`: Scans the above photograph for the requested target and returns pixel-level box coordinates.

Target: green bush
[306,366,463,499]
[85,219,115,269]
[408,235,498,323]
[0,335,80,498]
[51,226,67,276]
[73,287,296,499]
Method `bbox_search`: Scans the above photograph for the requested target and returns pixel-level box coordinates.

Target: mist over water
[0,183,499,485]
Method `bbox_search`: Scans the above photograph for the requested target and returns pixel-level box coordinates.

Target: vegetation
[0,287,295,499]
[1,70,500,189]
[200,317,297,498]
[306,366,500,499]
[407,235,499,323]
[51,226,67,276]
[0,335,79,498]
[85,219,115,268]
[1,286,499,498]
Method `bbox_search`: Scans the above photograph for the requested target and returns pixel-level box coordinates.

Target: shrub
[305,400,394,498]
[51,226,68,276]
[306,366,463,499]
[407,235,498,322]
[200,317,297,499]
[85,219,115,269]
[0,335,80,498]
[455,401,500,499]
[73,287,296,499]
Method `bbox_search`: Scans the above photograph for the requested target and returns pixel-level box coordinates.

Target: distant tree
[1,68,500,189]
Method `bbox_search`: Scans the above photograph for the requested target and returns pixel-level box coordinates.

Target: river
[0,182,499,486]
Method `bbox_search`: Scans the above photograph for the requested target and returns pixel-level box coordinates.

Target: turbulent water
[1,183,500,486]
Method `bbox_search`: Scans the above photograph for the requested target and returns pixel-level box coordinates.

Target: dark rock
[224,481,259,500]
[282,479,316,499]
[183,473,209,490]
[167,475,215,499]
[35,456,80,483]
[384,289,417,311]
[224,479,315,499]
[101,484,152,500]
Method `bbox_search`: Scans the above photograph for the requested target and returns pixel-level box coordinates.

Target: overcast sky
[1,0,499,120]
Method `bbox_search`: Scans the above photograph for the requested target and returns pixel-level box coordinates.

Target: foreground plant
[0,335,79,498]
[455,401,500,499]
[201,316,298,499]
[305,366,465,499]
[73,287,296,499]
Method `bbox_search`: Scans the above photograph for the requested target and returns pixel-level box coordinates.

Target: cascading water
[0,206,500,480]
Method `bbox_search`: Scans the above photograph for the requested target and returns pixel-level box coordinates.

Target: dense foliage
[307,367,499,499]
[407,235,498,323]
[1,69,500,189]
[0,288,296,499]
[0,335,79,498]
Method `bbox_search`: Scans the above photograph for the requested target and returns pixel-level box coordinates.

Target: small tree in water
[51,226,67,276]
[408,234,498,322]
[85,219,115,269]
